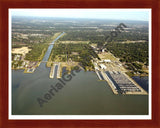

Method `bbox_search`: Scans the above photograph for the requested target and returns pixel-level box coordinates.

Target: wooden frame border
[0,0,160,127]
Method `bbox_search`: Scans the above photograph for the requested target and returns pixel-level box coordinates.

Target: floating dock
[49,65,55,78]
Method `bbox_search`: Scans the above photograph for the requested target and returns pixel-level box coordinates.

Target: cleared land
[90,43,97,47]
[120,40,147,44]
[12,47,31,56]
[59,41,89,44]
[98,52,118,61]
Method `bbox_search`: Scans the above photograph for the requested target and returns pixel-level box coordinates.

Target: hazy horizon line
[12,15,149,22]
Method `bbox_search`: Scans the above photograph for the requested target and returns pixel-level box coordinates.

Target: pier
[95,70,104,80]
[57,63,61,78]
[49,65,55,78]
[49,63,61,79]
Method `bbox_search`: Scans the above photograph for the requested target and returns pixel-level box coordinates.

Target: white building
[102,49,105,52]
[22,62,26,66]
[104,59,111,63]
[95,66,99,70]
[99,64,107,69]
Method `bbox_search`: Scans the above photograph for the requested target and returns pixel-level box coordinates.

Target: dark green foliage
[25,44,48,61]
[125,62,143,73]
[132,62,143,70]
[12,44,26,48]
[60,31,105,41]
[50,43,99,69]
[106,42,148,65]
[12,61,23,68]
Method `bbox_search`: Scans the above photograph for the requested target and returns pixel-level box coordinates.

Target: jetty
[49,65,55,78]
[57,63,61,78]
[95,70,104,80]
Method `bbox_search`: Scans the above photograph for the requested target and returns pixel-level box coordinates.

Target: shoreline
[11,67,149,77]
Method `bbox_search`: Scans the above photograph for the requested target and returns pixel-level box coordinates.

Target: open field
[103,62,127,72]
[12,47,31,56]
[59,41,89,44]
[98,52,118,61]
[90,43,97,47]
[53,55,67,62]
[120,40,147,44]
[60,62,80,73]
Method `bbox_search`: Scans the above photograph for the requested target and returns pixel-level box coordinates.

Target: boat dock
[49,65,55,78]
[57,63,61,78]
[49,63,61,79]
[95,70,104,80]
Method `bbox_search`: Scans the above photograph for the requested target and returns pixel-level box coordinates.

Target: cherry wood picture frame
[0,0,160,128]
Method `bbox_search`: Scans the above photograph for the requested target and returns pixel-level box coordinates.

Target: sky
[10,9,151,21]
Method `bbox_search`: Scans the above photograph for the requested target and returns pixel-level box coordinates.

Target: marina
[103,71,147,95]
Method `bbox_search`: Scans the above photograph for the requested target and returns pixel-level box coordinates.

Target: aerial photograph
[10,9,150,117]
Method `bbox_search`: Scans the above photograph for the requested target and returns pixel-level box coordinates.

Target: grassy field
[90,43,97,47]
[120,40,147,44]
[59,41,89,44]
[60,62,80,73]
[12,47,31,56]
[98,52,118,61]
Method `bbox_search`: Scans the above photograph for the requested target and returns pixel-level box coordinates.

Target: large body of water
[12,32,149,115]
